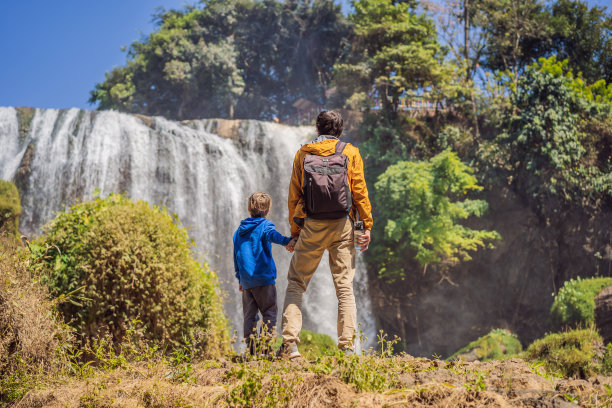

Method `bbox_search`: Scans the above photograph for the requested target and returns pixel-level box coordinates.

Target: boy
[233,192,295,356]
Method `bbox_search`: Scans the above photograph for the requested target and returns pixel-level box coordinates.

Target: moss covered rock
[550,276,612,330]
[448,328,522,361]
[0,180,21,235]
[524,328,609,378]
[298,329,336,360]
[29,194,228,355]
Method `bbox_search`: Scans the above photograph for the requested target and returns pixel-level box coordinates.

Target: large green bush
[550,276,612,330]
[448,329,522,361]
[29,194,228,354]
[0,180,21,235]
[524,328,610,378]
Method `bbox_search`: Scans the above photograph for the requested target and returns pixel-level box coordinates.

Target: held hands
[357,229,371,252]
[285,236,299,253]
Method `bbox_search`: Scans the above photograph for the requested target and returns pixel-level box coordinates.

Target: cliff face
[368,185,612,357]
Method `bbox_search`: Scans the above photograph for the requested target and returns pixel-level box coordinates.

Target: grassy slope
[15,354,612,407]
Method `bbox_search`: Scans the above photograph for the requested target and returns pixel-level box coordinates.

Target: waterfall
[0,107,376,346]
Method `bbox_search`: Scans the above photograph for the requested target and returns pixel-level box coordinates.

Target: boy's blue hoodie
[233,217,291,290]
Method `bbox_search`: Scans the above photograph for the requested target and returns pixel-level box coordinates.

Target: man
[279,110,373,358]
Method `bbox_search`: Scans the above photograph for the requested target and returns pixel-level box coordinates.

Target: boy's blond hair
[248,192,271,217]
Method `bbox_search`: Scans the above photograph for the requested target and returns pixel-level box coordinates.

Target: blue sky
[0,0,607,110]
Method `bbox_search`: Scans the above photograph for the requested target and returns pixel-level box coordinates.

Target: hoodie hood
[238,217,266,236]
[301,138,340,156]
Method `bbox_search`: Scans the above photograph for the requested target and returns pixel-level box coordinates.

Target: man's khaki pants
[281,217,356,349]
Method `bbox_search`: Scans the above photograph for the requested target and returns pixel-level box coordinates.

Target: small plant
[464,369,487,394]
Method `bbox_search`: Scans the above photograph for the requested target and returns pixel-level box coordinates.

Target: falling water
[0,107,376,345]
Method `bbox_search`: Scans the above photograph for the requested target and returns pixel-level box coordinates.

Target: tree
[90,0,350,120]
[473,0,551,83]
[548,0,612,84]
[373,150,500,281]
[332,0,447,115]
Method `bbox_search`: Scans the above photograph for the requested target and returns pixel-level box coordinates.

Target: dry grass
[0,234,72,404]
[14,354,612,407]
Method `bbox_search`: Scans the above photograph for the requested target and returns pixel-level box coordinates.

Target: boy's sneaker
[277,341,300,360]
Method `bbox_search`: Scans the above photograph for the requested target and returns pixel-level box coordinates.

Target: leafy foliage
[549,276,612,330]
[480,56,612,218]
[524,327,609,378]
[373,150,500,279]
[547,0,612,84]
[90,0,350,120]
[332,0,447,113]
[0,180,21,236]
[29,194,228,353]
[449,329,522,361]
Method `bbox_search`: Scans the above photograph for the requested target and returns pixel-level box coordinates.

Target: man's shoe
[340,346,355,356]
[277,342,300,360]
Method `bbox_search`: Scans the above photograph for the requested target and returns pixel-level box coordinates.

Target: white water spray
[0,107,376,345]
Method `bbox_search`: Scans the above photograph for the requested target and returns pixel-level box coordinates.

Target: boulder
[595,285,612,343]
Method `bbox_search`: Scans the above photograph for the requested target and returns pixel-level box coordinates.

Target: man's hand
[358,229,371,252]
[285,236,298,253]
[239,284,243,292]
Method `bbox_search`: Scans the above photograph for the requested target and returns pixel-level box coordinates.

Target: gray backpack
[303,141,352,219]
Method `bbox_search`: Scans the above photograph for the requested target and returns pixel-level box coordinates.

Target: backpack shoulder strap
[334,141,347,155]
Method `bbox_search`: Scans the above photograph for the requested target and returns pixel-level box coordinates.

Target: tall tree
[332,0,447,115]
[548,0,611,83]
[90,0,350,120]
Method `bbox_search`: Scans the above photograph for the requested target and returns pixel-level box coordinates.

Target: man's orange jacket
[288,138,373,236]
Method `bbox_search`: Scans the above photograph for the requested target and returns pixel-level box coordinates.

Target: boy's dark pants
[242,284,277,354]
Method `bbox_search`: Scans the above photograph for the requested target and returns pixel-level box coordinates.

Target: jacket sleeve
[288,150,303,236]
[351,148,374,230]
[264,221,292,246]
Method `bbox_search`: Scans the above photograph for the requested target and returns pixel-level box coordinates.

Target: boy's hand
[239,284,243,292]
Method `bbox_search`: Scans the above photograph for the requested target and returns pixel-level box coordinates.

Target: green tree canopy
[90,0,350,120]
[373,150,500,280]
[332,0,448,114]
[548,0,611,84]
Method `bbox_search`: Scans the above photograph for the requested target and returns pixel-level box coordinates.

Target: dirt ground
[16,356,612,408]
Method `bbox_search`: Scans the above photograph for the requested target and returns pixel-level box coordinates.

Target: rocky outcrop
[596,286,612,344]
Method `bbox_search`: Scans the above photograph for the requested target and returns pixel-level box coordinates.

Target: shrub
[0,234,71,404]
[448,329,522,361]
[550,276,612,330]
[0,180,21,235]
[524,328,607,378]
[29,194,228,354]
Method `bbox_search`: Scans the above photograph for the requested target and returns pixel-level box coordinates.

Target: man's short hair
[248,192,272,217]
[316,110,344,137]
